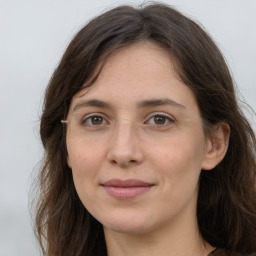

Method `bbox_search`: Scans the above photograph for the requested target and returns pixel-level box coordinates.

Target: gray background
[0,0,255,255]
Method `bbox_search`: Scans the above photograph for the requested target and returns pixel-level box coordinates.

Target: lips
[101,179,154,200]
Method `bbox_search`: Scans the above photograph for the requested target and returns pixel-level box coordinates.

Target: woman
[34,3,256,256]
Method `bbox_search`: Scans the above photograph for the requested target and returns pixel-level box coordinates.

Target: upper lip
[101,179,154,187]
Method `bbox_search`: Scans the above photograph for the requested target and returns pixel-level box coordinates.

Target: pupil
[154,116,165,125]
[92,116,102,125]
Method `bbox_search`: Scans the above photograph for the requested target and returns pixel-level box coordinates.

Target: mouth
[101,179,154,200]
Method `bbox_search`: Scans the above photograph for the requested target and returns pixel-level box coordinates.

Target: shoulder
[230,253,256,256]
[210,249,256,256]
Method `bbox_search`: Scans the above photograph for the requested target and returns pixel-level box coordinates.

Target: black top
[209,248,256,256]
[209,248,227,255]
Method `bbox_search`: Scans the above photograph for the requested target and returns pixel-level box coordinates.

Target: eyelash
[80,113,174,128]
[145,114,174,127]
[81,114,109,126]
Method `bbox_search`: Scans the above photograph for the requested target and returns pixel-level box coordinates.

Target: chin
[104,223,150,235]
[100,213,153,235]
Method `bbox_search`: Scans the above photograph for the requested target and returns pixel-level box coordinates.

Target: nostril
[110,159,118,165]
[109,158,138,167]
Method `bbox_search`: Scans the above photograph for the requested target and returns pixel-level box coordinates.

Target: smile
[101,179,154,200]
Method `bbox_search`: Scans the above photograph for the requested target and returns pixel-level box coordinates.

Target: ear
[201,122,230,170]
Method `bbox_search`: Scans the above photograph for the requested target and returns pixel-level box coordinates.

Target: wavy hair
[34,3,256,255]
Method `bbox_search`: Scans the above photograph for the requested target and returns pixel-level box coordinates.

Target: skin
[66,42,229,256]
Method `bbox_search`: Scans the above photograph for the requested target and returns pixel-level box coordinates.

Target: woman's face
[66,42,213,235]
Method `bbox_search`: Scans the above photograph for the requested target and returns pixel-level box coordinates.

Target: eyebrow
[137,98,185,109]
[72,98,185,113]
[72,99,112,112]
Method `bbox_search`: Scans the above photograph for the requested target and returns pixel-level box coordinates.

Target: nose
[107,120,144,168]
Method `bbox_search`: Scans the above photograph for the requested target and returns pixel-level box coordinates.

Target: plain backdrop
[0,0,255,255]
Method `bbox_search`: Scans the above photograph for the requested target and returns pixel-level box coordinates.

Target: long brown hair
[34,3,256,255]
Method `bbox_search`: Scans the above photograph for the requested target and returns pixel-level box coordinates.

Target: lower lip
[102,186,153,200]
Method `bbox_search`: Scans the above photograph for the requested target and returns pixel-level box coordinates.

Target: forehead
[70,42,197,112]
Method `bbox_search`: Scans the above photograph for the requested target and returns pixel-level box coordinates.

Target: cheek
[151,137,203,170]
[67,136,103,169]
[67,140,103,195]
[68,143,102,210]
[158,149,200,186]
[150,139,204,193]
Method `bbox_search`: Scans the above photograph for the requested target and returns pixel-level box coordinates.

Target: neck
[104,213,214,256]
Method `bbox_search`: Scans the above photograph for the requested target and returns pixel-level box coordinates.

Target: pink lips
[101,179,154,200]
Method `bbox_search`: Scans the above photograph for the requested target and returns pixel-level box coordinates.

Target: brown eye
[154,116,166,125]
[145,114,174,126]
[91,116,103,125]
[82,115,108,126]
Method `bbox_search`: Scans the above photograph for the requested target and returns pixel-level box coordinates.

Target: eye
[81,115,109,126]
[145,114,174,126]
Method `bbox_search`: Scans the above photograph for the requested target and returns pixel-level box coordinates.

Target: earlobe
[201,123,230,170]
